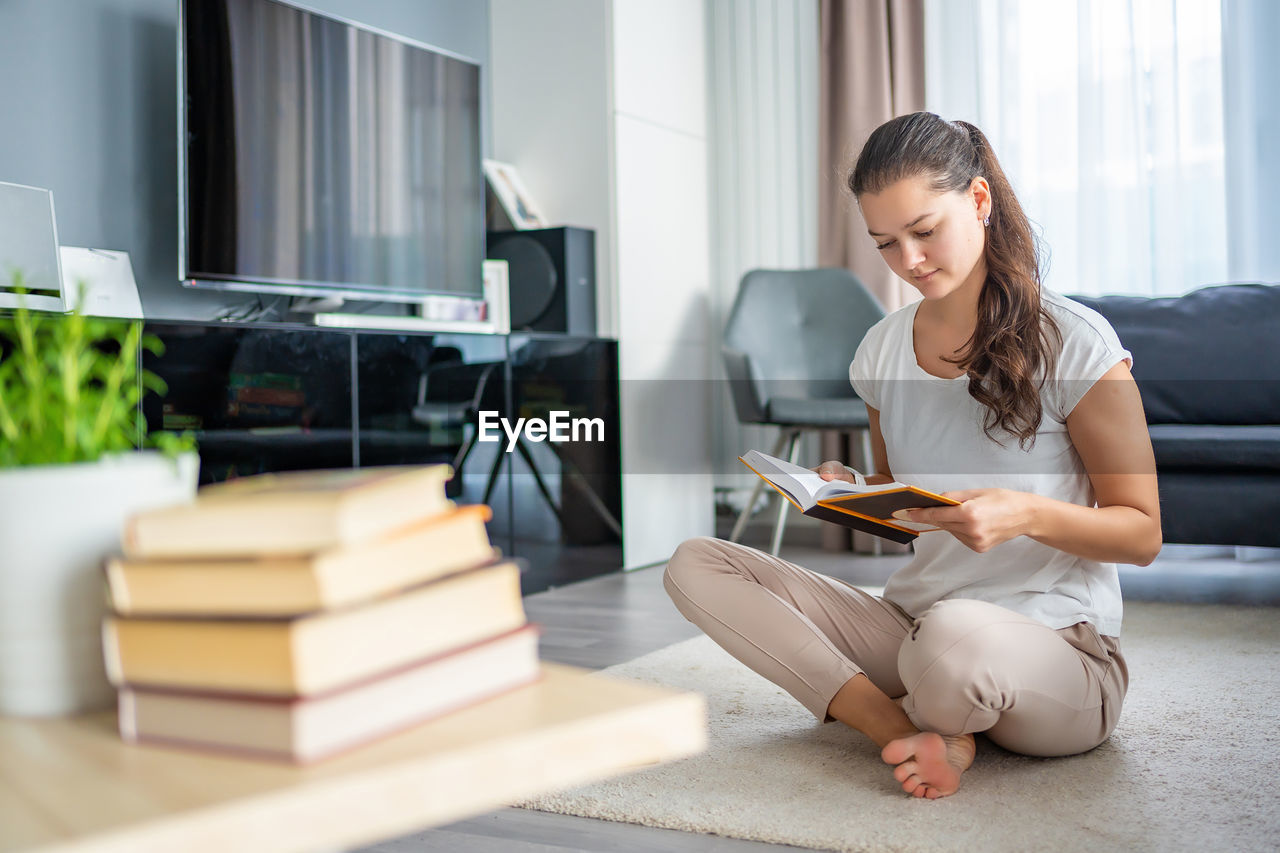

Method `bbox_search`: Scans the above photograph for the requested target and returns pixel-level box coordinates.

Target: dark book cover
[823,489,955,520]
[802,504,919,545]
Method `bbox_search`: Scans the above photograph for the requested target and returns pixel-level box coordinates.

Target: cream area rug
[516,601,1280,852]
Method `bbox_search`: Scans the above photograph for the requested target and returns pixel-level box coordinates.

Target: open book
[739,449,960,544]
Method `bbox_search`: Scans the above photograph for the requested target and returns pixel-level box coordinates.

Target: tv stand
[141,319,622,594]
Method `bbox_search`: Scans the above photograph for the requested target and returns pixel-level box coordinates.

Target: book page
[746,450,902,499]
[812,479,901,500]
[767,459,833,502]
[740,451,815,509]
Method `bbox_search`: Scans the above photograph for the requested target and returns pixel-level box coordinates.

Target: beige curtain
[818,0,925,314]
[818,0,925,553]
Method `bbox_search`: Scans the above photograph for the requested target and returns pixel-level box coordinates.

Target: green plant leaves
[0,282,196,467]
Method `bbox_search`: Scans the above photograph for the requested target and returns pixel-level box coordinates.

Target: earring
[983,215,991,227]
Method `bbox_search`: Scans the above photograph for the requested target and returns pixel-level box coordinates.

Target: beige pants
[663,536,1129,757]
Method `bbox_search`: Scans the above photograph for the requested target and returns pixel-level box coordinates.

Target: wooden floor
[357,523,1280,853]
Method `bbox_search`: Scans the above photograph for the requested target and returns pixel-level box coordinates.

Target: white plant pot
[0,451,198,716]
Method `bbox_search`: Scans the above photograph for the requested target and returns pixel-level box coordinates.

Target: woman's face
[858,175,991,302]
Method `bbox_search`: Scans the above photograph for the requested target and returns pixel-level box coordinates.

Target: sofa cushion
[1156,470,1280,547]
[1071,284,1280,425]
[1148,424,1280,472]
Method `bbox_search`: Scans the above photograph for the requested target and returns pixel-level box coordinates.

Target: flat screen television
[179,0,484,304]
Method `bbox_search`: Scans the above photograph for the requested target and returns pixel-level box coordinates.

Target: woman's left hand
[894,489,1036,553]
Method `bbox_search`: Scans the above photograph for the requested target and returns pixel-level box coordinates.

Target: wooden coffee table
[0,664,705,853]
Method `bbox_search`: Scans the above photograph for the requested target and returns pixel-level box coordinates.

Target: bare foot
[880,731,976,799]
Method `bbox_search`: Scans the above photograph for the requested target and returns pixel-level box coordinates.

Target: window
[925,0,1227,296]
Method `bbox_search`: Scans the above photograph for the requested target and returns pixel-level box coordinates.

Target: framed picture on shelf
[483,159,548,230]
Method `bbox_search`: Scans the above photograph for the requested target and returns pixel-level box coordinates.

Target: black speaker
[486,226,596,335]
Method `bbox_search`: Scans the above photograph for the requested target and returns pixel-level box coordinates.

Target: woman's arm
[898,361,1163,565]
[815,405,899,487]
[862,406,899,486]
[1037,359,1162,563]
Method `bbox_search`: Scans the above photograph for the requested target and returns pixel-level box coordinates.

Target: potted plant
[0,279,198,716]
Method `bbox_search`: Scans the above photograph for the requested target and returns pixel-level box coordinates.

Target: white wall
[488,0,616,335]
[612,0,715,567]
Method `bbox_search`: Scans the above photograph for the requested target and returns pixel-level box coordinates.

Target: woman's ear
[970,176,993,221]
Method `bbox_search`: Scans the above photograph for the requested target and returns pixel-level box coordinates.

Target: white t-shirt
[849,290,1132,636]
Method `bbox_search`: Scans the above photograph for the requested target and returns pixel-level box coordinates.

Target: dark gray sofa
[1072,283,1280,548]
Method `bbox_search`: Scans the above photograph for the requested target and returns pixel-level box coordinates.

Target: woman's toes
[881,739,913,765]
[893,761,918,783]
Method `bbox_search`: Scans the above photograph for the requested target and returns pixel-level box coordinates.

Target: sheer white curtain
[1222,0,1280,284]
[924,0,1228,297]
[708,0,821,491]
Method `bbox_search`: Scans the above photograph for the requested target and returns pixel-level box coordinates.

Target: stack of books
[102,466,538,764]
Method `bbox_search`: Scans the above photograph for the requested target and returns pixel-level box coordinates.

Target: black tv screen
[180,0,484,302]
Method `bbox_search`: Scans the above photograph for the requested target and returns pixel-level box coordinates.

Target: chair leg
[547,442,623,540]
[482,446,507,506]
[769,429,801,556]
[451,430,479,475]
[513,438,568,528]
[483,438,569,530]
[729,430,791,543]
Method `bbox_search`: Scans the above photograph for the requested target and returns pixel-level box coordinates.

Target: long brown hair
[849,112,1060,449]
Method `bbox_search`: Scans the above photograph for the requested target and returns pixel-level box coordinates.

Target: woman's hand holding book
[812,460,897,488]
[812,460,860,484]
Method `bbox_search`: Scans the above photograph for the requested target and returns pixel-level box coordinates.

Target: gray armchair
[723,267,886,555]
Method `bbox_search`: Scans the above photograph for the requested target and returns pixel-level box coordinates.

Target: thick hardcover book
[107,505,496,617]
[116,626,542,763]
[739,450,959,545]
[122,465,454,559]
[103,561,526,696]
